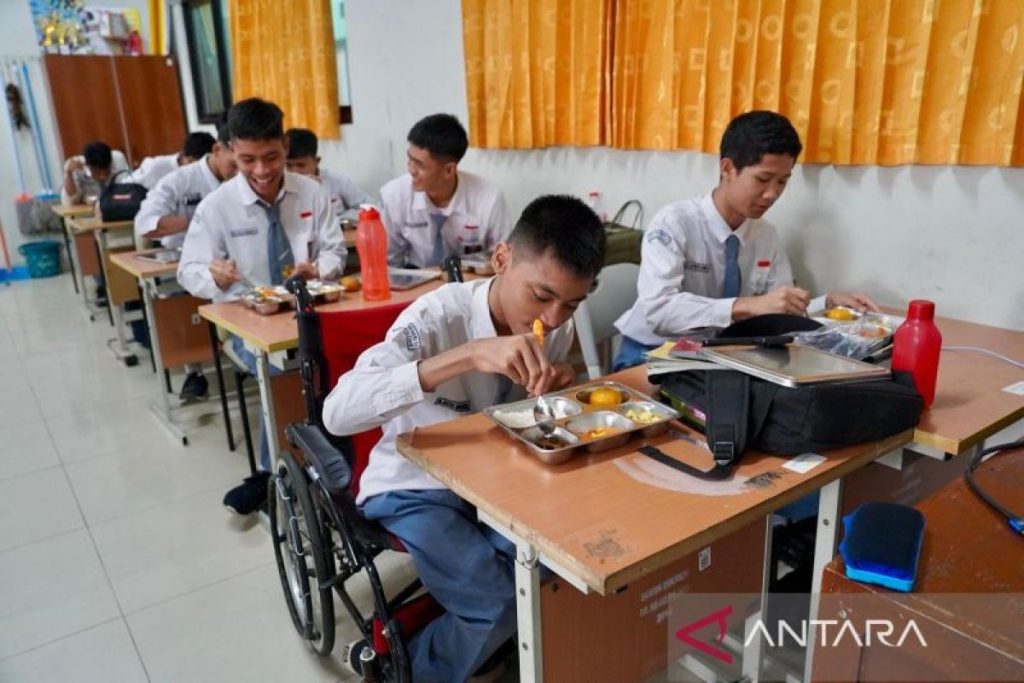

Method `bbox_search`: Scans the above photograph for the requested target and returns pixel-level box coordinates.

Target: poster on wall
[29,0,144,55]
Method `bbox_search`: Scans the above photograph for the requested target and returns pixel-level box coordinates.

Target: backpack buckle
[713,440,735,466]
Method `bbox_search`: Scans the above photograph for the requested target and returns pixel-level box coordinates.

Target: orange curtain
[462,0,611,148]
[610,0,1024,165]
[228,0,340,140]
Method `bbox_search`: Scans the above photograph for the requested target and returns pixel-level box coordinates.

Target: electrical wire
[964,439,1024,535]
[942,346,1024,370]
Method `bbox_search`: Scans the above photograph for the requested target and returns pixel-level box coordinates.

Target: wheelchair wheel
[269,452,336,655]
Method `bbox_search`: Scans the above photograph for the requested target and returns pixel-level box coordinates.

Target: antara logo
[675,605,928,663]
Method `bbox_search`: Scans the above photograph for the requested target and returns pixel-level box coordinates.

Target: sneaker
[179,371,209,401]
[341,638,373,678]
[223,471,271,515]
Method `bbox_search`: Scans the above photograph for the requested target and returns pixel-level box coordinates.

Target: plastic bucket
[17,240,63,278]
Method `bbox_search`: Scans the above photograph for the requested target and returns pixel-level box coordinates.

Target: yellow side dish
[532,318,545,348]
[624,408,660,425]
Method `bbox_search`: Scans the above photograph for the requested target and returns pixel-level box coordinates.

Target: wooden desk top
[109,250,178,280]
[915,314,1024,455]
[67,215,135,233]
[51,204,94,219]
[198,276,470,353]
[397,367,912,595]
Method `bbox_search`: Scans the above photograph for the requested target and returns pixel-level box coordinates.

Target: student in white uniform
[285,127,374,224]
[380,114,508,268]
[134,125,237,401]
[323,195,605,682]
[61,141,132,205]
[133,131,217,190]
[178,98,346,514]
[613,110,880,370]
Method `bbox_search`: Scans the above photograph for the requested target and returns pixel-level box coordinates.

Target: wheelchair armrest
[285,423,352,496]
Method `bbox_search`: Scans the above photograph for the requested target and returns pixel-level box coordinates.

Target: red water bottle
[891,300,942,407]
[356,207,390,301]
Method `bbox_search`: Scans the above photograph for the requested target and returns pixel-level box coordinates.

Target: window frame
[181,0,232,124]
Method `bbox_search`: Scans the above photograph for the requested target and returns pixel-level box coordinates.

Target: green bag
[603,200,644,266]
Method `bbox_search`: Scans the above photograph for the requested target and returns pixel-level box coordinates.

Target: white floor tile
[127,564,355,683]
[0,370,42,429]
[64,427,245,525]
[27,355,153,419]
[45,397,174,464]
[90,488,274,614]
[0,419,60,481]
[0,530,121,660]
[0,467,84,552]
[0,619,148,683]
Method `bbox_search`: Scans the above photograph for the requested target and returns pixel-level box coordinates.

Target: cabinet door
[44,55,127,160]
[114,56,187,164]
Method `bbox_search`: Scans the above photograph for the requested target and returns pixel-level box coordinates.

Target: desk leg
[255,348,279,469]
[802,478,842,682]
[97,230,138,366]
[209,323,235,452]
[62,219,79,294]
[515,543,544,683]
[141,278,187,445]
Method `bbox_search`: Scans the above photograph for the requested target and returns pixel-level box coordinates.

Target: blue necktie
[428,213,448,267]
[263,201,294,285]
[723,234,741,298]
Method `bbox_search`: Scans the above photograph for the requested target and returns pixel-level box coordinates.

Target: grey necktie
[723,234,741,298]
[263,201,294,285]
[429,213,448,267]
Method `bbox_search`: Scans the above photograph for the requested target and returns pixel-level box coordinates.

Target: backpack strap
[706,370,751,470]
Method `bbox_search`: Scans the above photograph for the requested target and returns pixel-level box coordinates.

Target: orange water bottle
[891,300,942,408]
[356,206,390,301]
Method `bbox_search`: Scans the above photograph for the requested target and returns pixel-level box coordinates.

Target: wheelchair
[267,276,447,681]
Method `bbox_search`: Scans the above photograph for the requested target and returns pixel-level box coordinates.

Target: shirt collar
[235,170,299,206]
[469,277,498,340]
[412,170,465,216]
[199,155,220,186]
[700,192,753,245]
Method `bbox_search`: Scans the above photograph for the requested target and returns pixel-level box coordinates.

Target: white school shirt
[615,193,825,346]
[319,168,374,223]
[177,171,346,303]
[61,150,131,205]
[322,277,574,504]
[379,171,509,268]
[134,155,222,249]
[133,153,179,190]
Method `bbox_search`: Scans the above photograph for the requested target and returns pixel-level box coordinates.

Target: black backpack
[648,314,923,479]
[99,170,148,221]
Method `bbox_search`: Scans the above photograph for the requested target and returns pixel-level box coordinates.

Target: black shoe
[223,471,271,515]
[179,372,209,401]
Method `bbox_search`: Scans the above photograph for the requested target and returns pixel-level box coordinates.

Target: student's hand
[825,291,880,313]
[732,285,811,319]
[291,261,319,280]
[64,157,85,174]
[209,259,241,289]
[470,334,553,396]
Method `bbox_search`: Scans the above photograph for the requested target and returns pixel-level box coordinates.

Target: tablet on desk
[388,268,440,291]
[136,248,181,265]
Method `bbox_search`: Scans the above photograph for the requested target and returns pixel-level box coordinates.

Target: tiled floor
[0,273,413,682]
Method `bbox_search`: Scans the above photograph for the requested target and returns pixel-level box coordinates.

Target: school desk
[66,215,138,364]
[50,203,93,295]
[109,250,214,445]
[198,276,476,466]
[395,366,914,682]
[813,447,1024,682]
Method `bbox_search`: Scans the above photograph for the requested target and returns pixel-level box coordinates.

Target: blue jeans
[613,335,658,371]
[362,489,518,683]
[230,335,281,471]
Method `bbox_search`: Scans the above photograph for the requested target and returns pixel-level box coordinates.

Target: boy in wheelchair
[322,195,606,681]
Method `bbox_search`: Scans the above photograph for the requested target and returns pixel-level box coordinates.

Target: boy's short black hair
[285,128,318,159]
[215,123,230,144]
[227,98,285,142]
[720,111,803,172]
[407,114,468,163]
[82,141,112,169]
[182,132,216,159]
[509,195,606,279]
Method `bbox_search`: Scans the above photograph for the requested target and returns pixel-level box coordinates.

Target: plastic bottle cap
[907,299,935,320]
[359,206,380,220]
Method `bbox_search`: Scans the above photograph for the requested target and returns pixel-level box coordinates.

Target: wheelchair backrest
[292,289,414,498]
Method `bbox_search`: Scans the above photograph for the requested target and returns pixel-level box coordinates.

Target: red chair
[268,280,442,681]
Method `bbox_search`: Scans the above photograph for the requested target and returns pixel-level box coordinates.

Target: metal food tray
[484,381,681,464]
